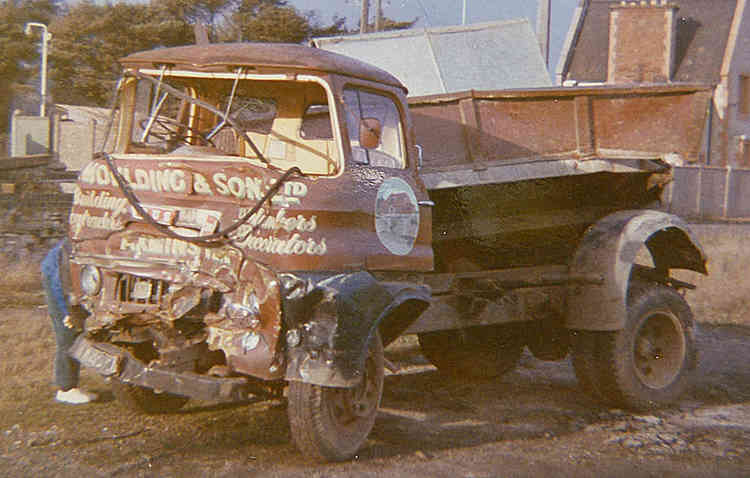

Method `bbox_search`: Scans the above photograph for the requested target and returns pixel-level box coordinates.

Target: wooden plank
[574,95,594,156]
[458,97,485,168]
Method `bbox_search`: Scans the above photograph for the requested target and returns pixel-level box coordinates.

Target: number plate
[77,343,120,376]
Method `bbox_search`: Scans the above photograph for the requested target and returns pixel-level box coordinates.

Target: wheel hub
[633,311,686,389]
[329,356,379,424]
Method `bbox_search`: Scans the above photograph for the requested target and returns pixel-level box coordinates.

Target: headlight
[80,265,101,296]
[286,328,301,347]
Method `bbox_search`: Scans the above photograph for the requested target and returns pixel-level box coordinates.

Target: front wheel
[572,282,697,409]
[287,332,384,462]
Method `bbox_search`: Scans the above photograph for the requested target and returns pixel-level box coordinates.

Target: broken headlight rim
[225,293,261,325]
[80,265,102,296]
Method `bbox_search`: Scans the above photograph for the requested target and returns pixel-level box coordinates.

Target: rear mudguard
[282,271,430,387]
[567,209,707,331]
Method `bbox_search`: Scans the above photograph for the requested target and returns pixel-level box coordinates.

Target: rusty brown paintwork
[406,84,711,271]
[410,84,712,170]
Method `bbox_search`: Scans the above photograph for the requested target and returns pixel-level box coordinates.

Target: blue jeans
[41,240,80,391]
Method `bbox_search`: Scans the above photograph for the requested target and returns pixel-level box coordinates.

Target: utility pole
[360,0,370,34]
[537,0,551,67]
[24,22,51,117]
[374,0,383,32]
[462,0,467,25]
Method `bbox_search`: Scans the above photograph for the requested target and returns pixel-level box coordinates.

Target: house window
[740,75,750,115]
[738,136,750,167]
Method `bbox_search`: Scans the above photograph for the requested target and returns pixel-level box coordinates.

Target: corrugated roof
[564,0,738,84]
[313,20,552,97]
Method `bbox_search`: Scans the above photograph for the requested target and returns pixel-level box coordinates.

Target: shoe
[55,388,97,404]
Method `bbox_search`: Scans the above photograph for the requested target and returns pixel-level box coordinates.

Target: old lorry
[66,42,710,461]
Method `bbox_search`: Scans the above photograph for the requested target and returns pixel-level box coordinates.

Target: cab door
[340,86,433,272]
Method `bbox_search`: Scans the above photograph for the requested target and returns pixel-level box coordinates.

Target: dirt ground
[1,301,749,477]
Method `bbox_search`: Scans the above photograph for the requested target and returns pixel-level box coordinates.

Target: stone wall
[2,105,109,261]
[674,222,750,326]
[0,155,75,261]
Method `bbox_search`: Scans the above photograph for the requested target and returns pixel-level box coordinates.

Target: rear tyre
[573,282,696,409]
[287,332,384,462]
[418,324,524,380]
[111,380,189,414]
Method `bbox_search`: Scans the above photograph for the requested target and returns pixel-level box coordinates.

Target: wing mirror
[359,117,382,150]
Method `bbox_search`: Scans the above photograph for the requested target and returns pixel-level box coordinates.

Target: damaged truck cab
[68,44,431,461]
[66,43,708,462]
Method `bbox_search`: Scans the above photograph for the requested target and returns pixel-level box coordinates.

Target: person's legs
[41,241,96,404]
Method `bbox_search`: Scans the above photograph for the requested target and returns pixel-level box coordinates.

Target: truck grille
[116,274,168,305]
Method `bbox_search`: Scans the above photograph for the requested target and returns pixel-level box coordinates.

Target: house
[556,0,750,220]
[313,20,552,97]
[557,0,750,169]
[52,104,111,171]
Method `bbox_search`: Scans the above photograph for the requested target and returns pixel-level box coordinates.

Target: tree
[19,0,415,112]
[376,16,417,32]
[48,1,194,106]
[0,0,59,135]
[307,13,349,38]
[226,0,309,43]
[160,0,238,43]
[46,0,323,105]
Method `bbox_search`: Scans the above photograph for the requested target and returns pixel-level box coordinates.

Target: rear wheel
[572,282,696,409]
[418,324,524,380]
[111,380,189,414]
[287,332,384,462]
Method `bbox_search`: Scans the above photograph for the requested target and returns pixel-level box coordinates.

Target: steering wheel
[139,117,214,147]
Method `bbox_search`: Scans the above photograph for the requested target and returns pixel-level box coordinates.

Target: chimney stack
[607,1,679,83]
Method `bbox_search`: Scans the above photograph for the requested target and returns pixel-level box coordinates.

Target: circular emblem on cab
[375,177,420,256]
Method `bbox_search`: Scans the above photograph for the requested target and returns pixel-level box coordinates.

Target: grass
[0,308,55,410]
[0,255,54,410]
[0,255,45,307]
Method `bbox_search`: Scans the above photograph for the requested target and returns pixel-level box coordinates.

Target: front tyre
[593,282,697,409]
[287,331,384,462]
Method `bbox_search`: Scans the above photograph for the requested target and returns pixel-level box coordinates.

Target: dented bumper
[70,336,252,402]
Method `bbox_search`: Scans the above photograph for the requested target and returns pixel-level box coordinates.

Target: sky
[289,0,580,71]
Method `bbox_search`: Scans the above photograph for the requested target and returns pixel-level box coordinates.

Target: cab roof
[119,43,407,93]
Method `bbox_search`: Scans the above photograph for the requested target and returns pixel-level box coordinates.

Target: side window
[343,88,405,169]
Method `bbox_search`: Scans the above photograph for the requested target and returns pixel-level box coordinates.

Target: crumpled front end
[281,271,430,387]
[71,242,285,388]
